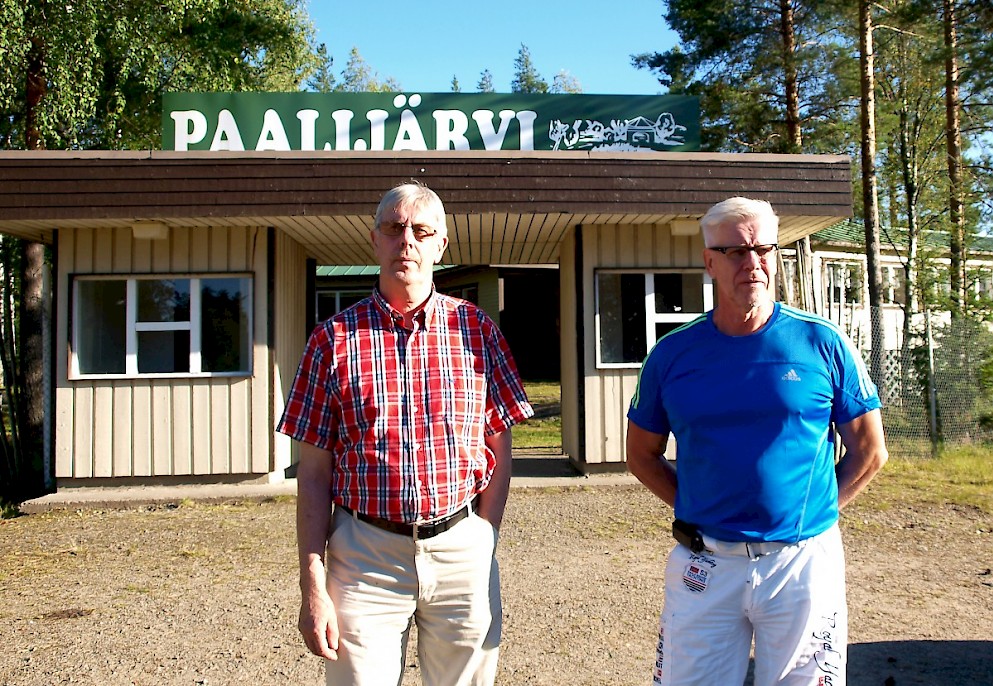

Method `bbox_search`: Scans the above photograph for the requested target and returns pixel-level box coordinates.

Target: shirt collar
[371,286,438,330]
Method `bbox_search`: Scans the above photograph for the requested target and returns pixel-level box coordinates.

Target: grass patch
[515,380,563,450]
[514,416,561,449]
[523,380,560,406]
[866,445,993,513]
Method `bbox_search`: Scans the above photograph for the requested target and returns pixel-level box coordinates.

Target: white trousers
[654,524,847,686]
[325,507,501,686]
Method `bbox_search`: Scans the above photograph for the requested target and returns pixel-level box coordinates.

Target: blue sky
[306,0,679,95]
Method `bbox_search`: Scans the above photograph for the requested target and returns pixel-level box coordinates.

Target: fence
[859,306,993,458]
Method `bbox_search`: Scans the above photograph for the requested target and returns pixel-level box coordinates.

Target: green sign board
[162,92,699,153]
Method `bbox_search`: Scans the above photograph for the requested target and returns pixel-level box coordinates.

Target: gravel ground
[1,482,991,685]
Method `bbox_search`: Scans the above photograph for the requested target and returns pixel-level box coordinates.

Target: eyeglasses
[378,221,439,241]
[707,244,778,261]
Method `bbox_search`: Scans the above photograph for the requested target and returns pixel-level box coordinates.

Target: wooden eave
[0,150,852,265]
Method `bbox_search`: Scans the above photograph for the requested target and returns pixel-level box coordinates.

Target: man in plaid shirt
[278,182,534,686]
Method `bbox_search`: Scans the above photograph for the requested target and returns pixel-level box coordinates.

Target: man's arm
[296,441,339,660]
[626,421,678,508]
[477,429,512,530]
[835,408,889,509]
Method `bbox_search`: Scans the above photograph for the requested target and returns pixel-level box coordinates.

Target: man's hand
[299,587,339,660]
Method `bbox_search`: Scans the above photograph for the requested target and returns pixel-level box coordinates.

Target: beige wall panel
[172,385,193,475]
[191,382,212,474]
[72,386,93,478]
[54,386,74,478]
[132,385,152,476]
[73,228,95,273]
[114,226,133,272]
[152,383,173,475]
[210,381,230,473]
[55,230,74,478]
[229,379,251,473]
[635,225,657,269]
[92,384,114,477]
[171,227,191,270]
[272,231,309,474]
[558,229,580,462]
[113,386,133,476]
[93,227,114,272]
[229,226,249,271]
[151,235,172,272]
[190,228,211,272]
[132,235,152,272]
[250,231,271,475]
[211,226,230,271]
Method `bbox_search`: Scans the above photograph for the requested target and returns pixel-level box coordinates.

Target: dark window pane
[137,331,190,373]
[598,273,646,364]
[138,279,190,322]
[76,280,127,374]
[654,273,704,313]
[201,277,251,373]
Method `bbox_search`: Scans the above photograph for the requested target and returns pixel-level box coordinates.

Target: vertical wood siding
[580,223,705,465]
[271,231,309,475]
[55,225,271,479]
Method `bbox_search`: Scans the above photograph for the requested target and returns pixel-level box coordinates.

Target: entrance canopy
[0,150,851,265]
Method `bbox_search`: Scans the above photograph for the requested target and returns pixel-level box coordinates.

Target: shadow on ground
[741,640,993,685]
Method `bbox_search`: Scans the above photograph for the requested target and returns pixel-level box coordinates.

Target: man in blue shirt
[627,197,888,686]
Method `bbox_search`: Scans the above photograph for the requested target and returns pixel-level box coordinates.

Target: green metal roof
[813,220,993,255]
[316,264,462,277]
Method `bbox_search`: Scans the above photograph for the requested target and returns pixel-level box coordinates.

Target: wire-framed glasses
[378,221,439,241]
[707,244,778,261]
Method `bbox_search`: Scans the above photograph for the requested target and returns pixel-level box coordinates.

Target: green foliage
[550,70,582,94]
[0,0,321,150]
[335,46,400,93]
[633,0,856,153]
[910,313,993,446]
[307,43,336,93]
[511,44,547,94]
[450,75,461,93]
[476,69,494,93]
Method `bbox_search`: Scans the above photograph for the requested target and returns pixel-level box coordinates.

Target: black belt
[338,498,478,539]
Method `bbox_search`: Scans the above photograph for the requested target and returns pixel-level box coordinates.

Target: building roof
[813,220,993,256]
[0,150,853,265]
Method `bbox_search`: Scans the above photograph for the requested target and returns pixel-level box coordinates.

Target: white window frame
[70,273,253,380]
[595,268,712,370]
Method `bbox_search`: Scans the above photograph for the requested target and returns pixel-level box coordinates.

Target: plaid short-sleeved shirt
[277,288,534,523]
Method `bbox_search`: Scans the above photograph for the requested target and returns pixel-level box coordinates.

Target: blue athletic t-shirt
[627,302,881,543]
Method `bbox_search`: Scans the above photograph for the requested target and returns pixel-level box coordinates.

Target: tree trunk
[943,0,966,317]
[18,3,49,497]
[779,0,802,152]
[16,242,45,489]
[859,0,886,391]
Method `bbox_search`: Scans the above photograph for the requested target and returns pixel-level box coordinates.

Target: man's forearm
[478,429,512,530]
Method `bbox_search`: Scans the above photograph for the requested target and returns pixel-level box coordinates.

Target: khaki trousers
[325,506,501,686]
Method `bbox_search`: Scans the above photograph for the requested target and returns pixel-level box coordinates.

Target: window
[440,284,480,304]
[595,270,711,367]
[823,260,863,310]
[72,275,252,378]
[882,264,906,305]
[316,289,368,323]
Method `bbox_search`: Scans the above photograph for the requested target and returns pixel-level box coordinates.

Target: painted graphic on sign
[162,92,699,153]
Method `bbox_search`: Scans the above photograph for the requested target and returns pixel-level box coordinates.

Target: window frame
[70,272,254,380]
[594,268,712,370]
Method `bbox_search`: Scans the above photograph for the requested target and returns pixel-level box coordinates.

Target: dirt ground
[1,482,991,686]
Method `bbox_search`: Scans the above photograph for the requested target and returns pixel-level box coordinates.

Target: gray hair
[699,197,779,246]
[374,183,448,237]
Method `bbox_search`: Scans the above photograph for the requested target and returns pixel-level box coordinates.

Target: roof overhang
[0,150,852,265]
